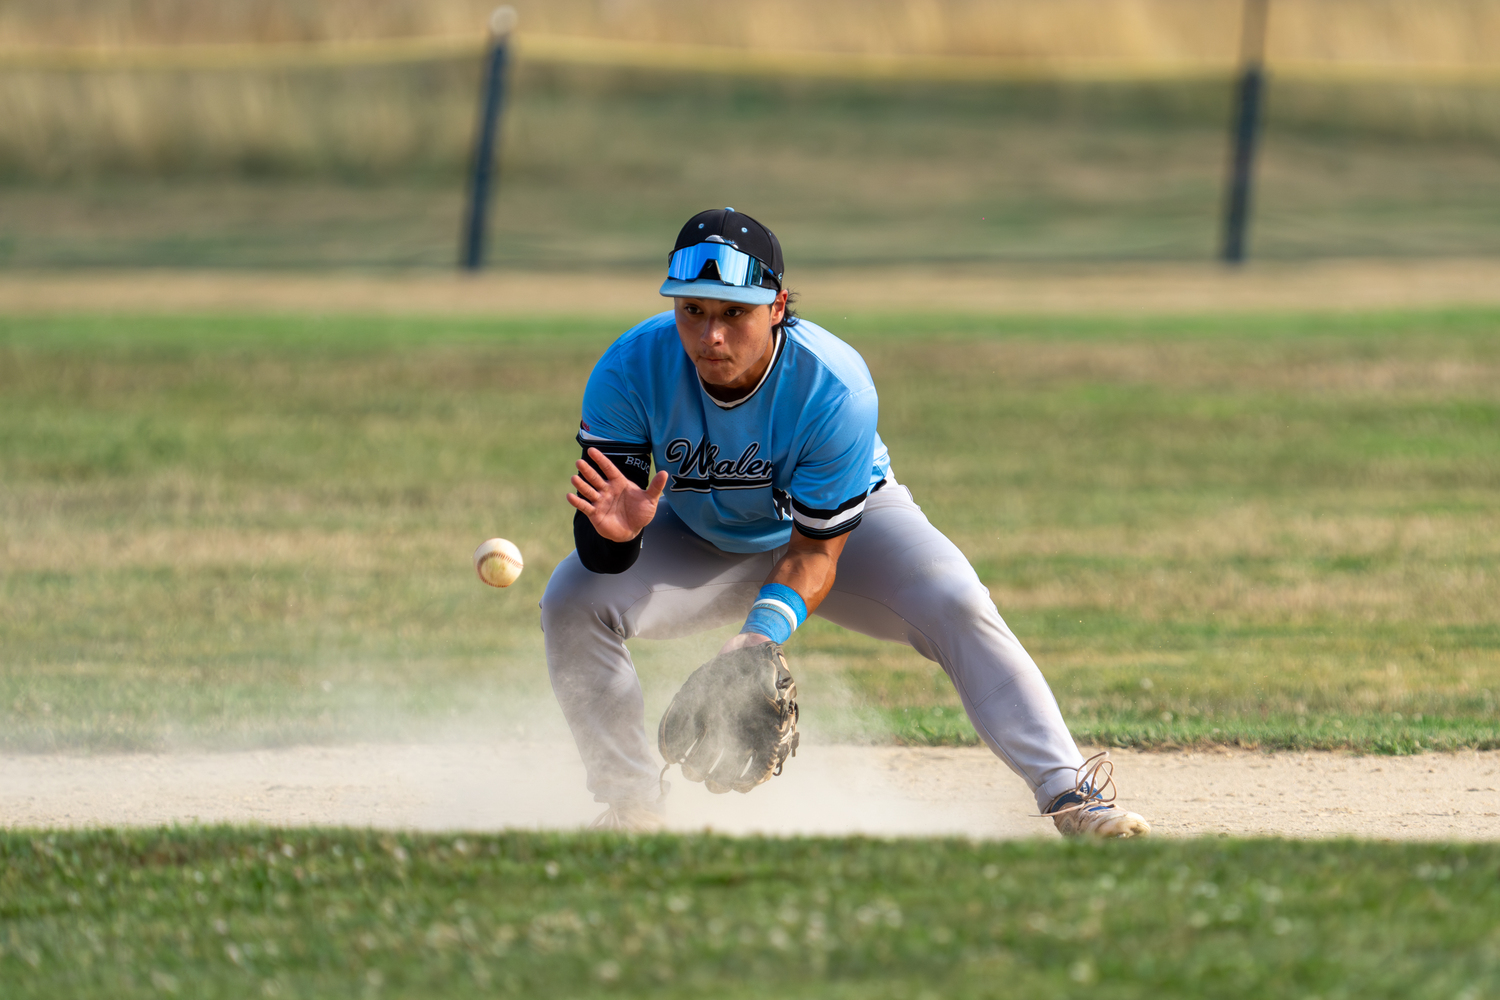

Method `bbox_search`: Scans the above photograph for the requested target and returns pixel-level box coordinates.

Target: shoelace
[589,805,624,830]
[1037,751,1120,818]
[590,803,663,830]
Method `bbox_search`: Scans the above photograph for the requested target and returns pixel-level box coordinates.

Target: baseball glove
[658,642,800,794]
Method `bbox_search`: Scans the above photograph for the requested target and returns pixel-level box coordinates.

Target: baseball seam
[477,551,523,582]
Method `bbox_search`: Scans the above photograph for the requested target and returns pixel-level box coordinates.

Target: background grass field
[7,0,1499,63]
[4,306,1496,755]
[4,67,1500,270]
[6,4,1500,997]
[4,1,1500,269]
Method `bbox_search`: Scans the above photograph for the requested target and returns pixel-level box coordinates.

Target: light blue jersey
[578,312,891,553]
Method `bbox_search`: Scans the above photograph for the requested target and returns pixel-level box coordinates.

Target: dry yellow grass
[3,0,1498,70]
[7,259,1500,316]
[0,65,475,177]
[2,3,1497,261]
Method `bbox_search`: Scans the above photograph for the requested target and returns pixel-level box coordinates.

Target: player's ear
[769,290,788,326]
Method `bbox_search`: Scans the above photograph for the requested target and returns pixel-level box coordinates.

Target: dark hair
[774,287,800,335]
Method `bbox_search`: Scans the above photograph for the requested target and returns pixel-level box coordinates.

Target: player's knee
[914,570,999,630]
[541,557,605,627]
[899,575,1003,667]
[887,572,997,664]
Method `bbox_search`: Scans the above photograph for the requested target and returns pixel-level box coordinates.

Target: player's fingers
[645,470,669,501]
[685,740,724,782]
[588,448,625,482]
[574,458,608,490]
[570,474,601,501]
[565,493,594,514]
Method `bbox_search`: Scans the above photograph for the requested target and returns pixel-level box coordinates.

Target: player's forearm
[573,510,642,573]
[726,531,850,652]
[568,447,669,568]
[740,530,850,645]
[765,547,839,616]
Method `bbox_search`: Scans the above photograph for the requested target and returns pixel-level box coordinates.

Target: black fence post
[1222,0,1270,265]
[461,6,517,271]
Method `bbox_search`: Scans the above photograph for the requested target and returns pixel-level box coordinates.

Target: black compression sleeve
[573,446,652,575]
[573,511,641,574]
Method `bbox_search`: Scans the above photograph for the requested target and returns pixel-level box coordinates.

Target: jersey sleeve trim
[790,490,869,539]
[577,429,650,455]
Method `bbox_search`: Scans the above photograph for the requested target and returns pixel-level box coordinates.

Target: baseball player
[541,208,1149,838]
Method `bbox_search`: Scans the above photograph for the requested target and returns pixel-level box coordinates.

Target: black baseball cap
[659,207,785,306]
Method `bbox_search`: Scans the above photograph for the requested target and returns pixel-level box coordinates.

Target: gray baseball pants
[540,477,1086,813]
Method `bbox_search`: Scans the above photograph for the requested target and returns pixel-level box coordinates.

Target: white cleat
[589,801,666,833]
[1042,751,1151,839]
[1050,800,1151,838]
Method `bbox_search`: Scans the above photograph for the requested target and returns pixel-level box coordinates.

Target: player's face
[673,292,788,395]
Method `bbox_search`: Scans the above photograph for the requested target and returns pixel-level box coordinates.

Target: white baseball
[473,537,524,588]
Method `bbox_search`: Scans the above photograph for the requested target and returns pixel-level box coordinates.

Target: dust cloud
[5,741,1500,840]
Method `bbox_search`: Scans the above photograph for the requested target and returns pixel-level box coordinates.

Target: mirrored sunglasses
[666,242,780,290]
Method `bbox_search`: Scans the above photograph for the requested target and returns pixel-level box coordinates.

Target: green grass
[1,308,1498,752]
[879,702,1500,754]
[3,828,1498,999]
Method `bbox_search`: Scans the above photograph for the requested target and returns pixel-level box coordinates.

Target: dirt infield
[4,743,1497,839]
[5,258,1500,317]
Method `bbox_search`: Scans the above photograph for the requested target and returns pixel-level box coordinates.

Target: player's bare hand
[566,448,669,542]
[718,631,772,655]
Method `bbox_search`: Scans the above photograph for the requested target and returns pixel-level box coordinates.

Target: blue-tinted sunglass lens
[667,244,756,285]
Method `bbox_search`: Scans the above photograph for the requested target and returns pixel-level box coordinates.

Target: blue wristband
[741,583,807,645]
